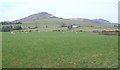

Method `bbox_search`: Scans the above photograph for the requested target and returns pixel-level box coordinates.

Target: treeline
[0,25,22,32]
[0,21,22,25]
[114,24,120,28]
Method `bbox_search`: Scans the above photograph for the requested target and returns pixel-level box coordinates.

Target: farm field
[2,32,118,68]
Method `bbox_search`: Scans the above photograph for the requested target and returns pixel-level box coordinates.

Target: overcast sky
[0,0,119,23]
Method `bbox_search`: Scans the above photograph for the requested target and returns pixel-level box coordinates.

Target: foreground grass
[2,32,118,68]
[0,32,2,69]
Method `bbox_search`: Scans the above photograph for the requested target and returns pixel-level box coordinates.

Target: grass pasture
[2,32,118,68]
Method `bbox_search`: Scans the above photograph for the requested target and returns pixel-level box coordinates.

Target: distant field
[2,32,118,68]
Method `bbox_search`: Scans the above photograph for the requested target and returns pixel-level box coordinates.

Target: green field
[0,32,2,69]
[2,32,118,68]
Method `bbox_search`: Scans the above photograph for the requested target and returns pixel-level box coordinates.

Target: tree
[2,26,13,32]
[68,25,72,30]
[35,25,38,28]
[13,25,22,30]
[0,21,22,25]
[60,22,66,27]
[16,22,22,24]
[1,25,22,32]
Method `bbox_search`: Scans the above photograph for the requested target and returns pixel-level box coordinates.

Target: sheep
[11,31,15,34]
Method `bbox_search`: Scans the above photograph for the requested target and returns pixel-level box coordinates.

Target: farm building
[71,24,80,28]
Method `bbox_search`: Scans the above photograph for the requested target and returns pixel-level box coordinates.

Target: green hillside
[1,12,118,32]
[19,18,117,31]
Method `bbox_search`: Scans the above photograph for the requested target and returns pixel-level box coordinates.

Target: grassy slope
[21,18,116,30]
[1,18,117,32]
[2,32,118,68]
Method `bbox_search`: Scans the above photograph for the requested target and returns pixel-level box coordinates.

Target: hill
[13,12,111,24]
[10,12,117,31]
[13,12,58,23]
[70,18,111,24]
[93,19,111,24]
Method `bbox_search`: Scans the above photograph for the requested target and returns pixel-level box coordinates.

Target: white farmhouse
[72,24,79,28]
